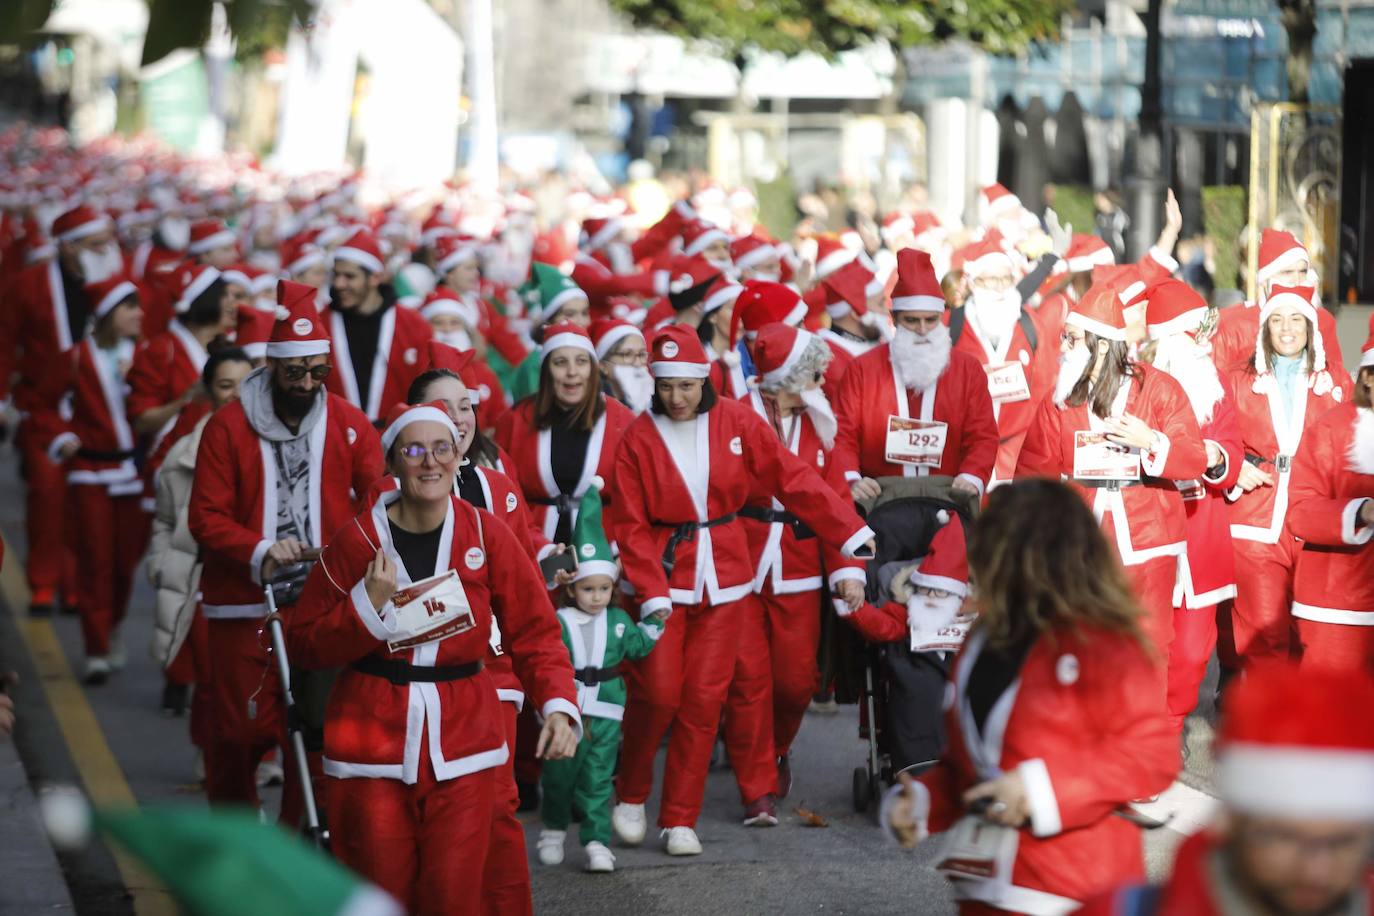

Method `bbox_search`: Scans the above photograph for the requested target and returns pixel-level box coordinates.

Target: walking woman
[883,479,1178,914]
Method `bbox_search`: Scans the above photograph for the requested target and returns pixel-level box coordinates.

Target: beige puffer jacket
[147,415,207,668]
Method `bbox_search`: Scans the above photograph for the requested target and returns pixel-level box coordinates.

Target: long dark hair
[1249,315,1315,376]
[650,378,719,416]
[533,353,606,432]
[1066,333,1136,419]
[406,368,501,468]
[182,278,228,330]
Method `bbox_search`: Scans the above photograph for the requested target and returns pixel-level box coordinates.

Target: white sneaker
[536,829,565,866]
[583,841,615,873]
[255,758,284,788]
[612,802,647,846]
[84,656,111,685]
[662,826,702,856]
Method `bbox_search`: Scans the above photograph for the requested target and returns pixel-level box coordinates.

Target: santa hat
[1065,284,1128,342]
[890,249,945,312]
[1255,285,1325,376]
[731,235,778,272]
[1144,279,1209,341]
[380,399,459,453]
[279,234,326,276]
[267,280,331,358]
[1215,662,1374,822]
[1092,264,1148,309]
[1256,229,1310,288]
[579,216,623,253]
[702,275,743,317]
[425,340,486,404]
[419,288,479,328]
[172,263,222,315]
[419,210,456,247]
[680,219,730,258]
[820,259,882,320]
[910,212,943,242]
[752,322,818,390]
[541,321,596,361]
[187,219,235,255]
[433,235,480,276]
[571,482,618,583]
[728,281,808,363]
[649,324,710,379]
[52,205,111,243]
[590,318,643,361]
[532,266,587,323]
[664,256,722,314]
[880,212,916,244]
[1063,234,1115,274]
[234,307,273,360]
[814,235,857,279]
[979,183,1020,222]
[957,238,1013,280]
[1362,314,1374,370]
[909,511,968,598]
[333,228,384,274]
[86,275,139,321]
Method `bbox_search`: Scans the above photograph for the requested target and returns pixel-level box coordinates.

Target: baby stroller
[846,476,977,813]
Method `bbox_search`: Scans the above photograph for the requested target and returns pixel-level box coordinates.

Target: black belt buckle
[1276,454,1292,473]
[1106,479,1122,492]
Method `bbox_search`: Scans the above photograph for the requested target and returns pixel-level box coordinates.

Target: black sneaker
[161,682,190,717]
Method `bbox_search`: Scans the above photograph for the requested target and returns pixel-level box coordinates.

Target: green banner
[139,53,209,152]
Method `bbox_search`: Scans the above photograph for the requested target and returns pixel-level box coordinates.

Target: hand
[851,477,881,502]
[1163,188,1183,236]
[835,578,865,613]
[1359,499,1374,528]
[887,772,927,849]
[536,711,578,760]
[643,610,667,626]
[1236,461,1274,493]
[0,672,16,739]
[261,537,304,582]
[1103,414,1158,452]
[963,770,1030,829]
[950,477,980,496]
[548,543,577,587]
[180,381,205,407]
[1205,441,1224,469]
[57,438,81,461]
[363,550,397,612]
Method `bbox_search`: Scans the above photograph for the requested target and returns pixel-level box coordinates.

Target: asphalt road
[0,439,1221,916]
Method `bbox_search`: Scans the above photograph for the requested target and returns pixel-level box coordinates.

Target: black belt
[574,665,621,686]
[737,505,815,540]
[655,513,737,576]
[77,447,136,462]
[530,493,575,513]
[351,657,484,685]
[1245,452,1292,473]
[1076,479,1145,491]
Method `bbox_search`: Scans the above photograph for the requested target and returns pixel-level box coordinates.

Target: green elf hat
[572,477,618,582]
[534,264,587,325]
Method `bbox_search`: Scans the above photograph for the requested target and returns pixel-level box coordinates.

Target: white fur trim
[380,405,459,452]
[1146,247,1180,274]
[1140,431,1170,477]
[540,697,584,742]
[188,229,236,254]
[1341,498,1374,546]
[639,596,673,617]
[335,245,384,274]
[56,215,112,242]
[1256,245,1309,285]
[955,473,986,496]
[815,248,856,278]
[1018,758,1063,837]
[594,324,642,360]
[963,249,1014,278]
[584,218,623,252]
[541,331,597,361]
[650,360,710,379]
[890,294,945,313]
[1146,308,1208,341]
[760,330,813,389]
[1065,249,1115,274]
[93,281,138,319]
[1064,311,1126,342]
[733,245,776,272]
[1292,601,1374,625]
[46,431,80,464]
[287,249,326,275]
[543,286,588,319]
[1219,743,1374,820]
[174,266,222,314]
[839,525,876,558]
[1351,409,1374,475]
[1362,349,1374,370]
[350,578,398,641]
[828,567,866,588]
[909,572,968,597]
[420,298,479,326]
[264,339,330,358]
[703,283,742,315]
[435,246,479,275]
[683,227,729,257]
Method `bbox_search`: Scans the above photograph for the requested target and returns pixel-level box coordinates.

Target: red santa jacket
[609,397,873,618]
[1212,299,1344,375]
[492,397,634,543]
[912,626,1177,914]
[1174,392,1243,607]
[1016,364,1207,565]
[1287,402,1374,626]
[466,356,511,431]
[188,386,383,616]
[284,491,579,783]
[32,338,142,492]
[831,344,999,494]
[323,302,434,422]
[436,286,528,370]
[1223,365,1349,544]
[126,321,211,467]
[0,259,88,413]
[570,254,668,321]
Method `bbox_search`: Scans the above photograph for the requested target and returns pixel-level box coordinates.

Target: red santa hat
[234,306,273,360]
[1065,284,1128,342]
[267,280,331,358]
[333,228,385,274]
[540,321,596,361]
[279,233,326,276]
[52,205,111,243]
[419,288,479,327]
[814,235,857,279]
[172,263,222,315]
[910,211,942,242]
[86,274,139,321]
[731,234,779,272]
[649,324,710,379]
[1256,228,1310,288]
[680,219,730,258]
[419,210,456,247]
[752,322,816,390]
[425,340,487,404]
[1144,278,1209,341]
[909,511,968,598]
[880,211,916,244]
[819,259,881,320]
[729,281,808,360]
[433,234,480,275]
[979,183,1020,222]
[589,318,644,361]
[959,238,1014,279]
[188,219,235,255]
[1063,233,1115,274]
[1255,284,1325,376]
[580,216,623,252]
[1215,662,1374,822]
[380,399,459,453]
[702,275,743,317]
[1092,264,1148,309]
[890,249,945,313]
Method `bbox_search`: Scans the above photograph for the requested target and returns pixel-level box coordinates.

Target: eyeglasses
[282,363,332,382]
[1060,331,1086,346]
[397,441,457,466]
[607,350,649,367]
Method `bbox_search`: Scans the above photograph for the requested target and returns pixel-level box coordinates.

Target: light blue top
[1272,353,1305,424]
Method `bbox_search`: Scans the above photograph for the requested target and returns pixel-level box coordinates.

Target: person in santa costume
[808,257,891,368]
[187,281,384,818]
[0,204,118,613]
[279,233,329,296]
[503,264,594,403]
[33,275,149,683]
[832,248,999,502]
[591,318,653,415]
[731,235,783,283]
[570,203,691,319]
[1285,324,1374,674]
[1222,285,1350,669]
[709,280,809,412]
[1016,284,1206,700]
[608,324,874,855]
[417,289,510,431]
[1138,279,1244,730]
[882,479,1178,915]
[323,228,433,423]
[721,322,867,824]
[1080,663,1374,916]
[186,218,239,270]
[283,399,581,916]
[430,233,531,377]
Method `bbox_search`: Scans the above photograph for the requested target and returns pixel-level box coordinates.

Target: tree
[1276,0,1317,104]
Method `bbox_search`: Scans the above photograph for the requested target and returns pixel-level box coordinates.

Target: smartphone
[852,544,876,560]
[539,551,578,582]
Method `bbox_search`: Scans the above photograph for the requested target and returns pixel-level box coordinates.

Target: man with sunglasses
[189,280,384,819]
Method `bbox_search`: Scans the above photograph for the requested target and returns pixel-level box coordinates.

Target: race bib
[1073,430,1141,482]
[387,570,477,652]
[911,610,977,654]
[885,416,948,468]
[935,815,1018,881]
[984,361,1030,404]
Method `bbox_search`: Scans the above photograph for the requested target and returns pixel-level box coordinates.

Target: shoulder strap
[948,307,965,346]
[1017,310,1038,352]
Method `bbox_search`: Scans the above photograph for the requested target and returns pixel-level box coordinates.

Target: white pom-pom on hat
[721,348,740,368]
[587,475,605,491]
[38,785,92,850]
[936,509,950,525]
[274,306,290,321]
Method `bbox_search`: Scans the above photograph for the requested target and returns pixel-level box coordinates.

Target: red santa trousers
[723,594,776,805]
[68,485,147,657]
[482,702,531,916]
[618,598,743,828]
[17,422,75,599]
[166,609,213,749]
[1166,604,1217,730]
[1297,619,1374,675]
[1229,538,1297,666]
[1124,556,1176,707]
[328,748,497,916]
[203,618,283,808]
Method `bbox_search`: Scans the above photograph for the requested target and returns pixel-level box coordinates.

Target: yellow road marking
[1,531,175,915]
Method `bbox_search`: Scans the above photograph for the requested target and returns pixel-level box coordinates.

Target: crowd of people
[0,120,1371,914]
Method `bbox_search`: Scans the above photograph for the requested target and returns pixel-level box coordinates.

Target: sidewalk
[0,737,75,913]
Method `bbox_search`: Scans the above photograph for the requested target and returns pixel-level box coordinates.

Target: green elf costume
[538,484,661,871]
[506,264,589,402]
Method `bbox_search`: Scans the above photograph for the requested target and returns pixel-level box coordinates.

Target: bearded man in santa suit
[188,281,383,821]
[1016,283,1207,702]
[323,228,434,423]
[0,204,122,613]
[806,258,891,377]
[832,248,999,503]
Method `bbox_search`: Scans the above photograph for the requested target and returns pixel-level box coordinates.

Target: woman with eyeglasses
[285,399,581,916]
[591,318,655,415]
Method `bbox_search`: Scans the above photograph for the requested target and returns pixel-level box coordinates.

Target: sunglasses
[397,441,457,466]
[282,364,332,382]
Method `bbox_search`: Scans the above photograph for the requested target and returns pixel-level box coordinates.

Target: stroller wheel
[852,766,872,813]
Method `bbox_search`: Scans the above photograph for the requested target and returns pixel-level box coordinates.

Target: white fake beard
[800,387,838,449]
[1054,344,1093,407]
[604,242,635,275]
[906,592,962,641]
[1153,334,1224,426]
[158,216,190,251]
[890,323,951,392]
[1349,407,1374,476]
[436,328,473,350]
[967,286,1023,345]
[77,244,123,283]
[611,364,655,414]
